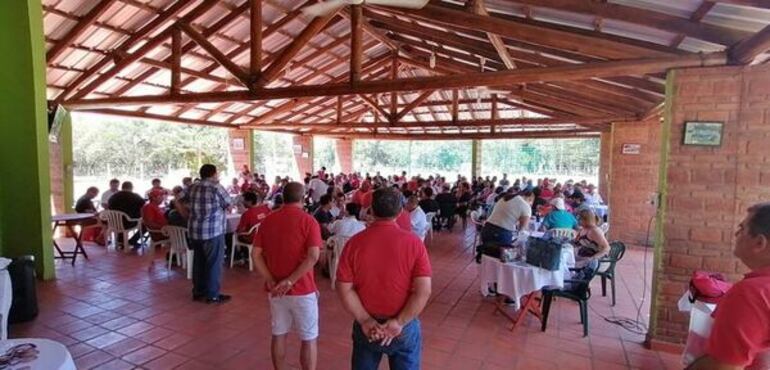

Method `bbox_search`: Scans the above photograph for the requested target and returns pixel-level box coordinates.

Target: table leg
[52,222,66,258]
[67,224,89,266]
[494,292,544,332]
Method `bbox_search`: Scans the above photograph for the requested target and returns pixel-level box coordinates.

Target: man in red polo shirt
[690,202,770,370]
[336,187,432,370]
[253,182,322,370]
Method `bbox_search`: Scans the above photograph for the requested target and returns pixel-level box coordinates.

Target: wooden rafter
[170,27,181,96]
[394,90,436,122]
[64,52,727,109]
[178,22,250,86]
[469,0,516,69]
[250,0,263,78]
[350,4,363,83]
[46,0,119,63]
[729,23,770,64]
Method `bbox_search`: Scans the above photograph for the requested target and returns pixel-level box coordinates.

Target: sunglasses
[0,343,39,369]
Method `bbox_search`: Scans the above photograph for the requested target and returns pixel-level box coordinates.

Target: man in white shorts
[253,182,322,370]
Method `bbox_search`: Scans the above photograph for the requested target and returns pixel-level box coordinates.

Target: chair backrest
[469,210,484,226]
[549,228,576,239]
[100,210,131,232]
[607,241,627,262]
[568,259,600,298]
[163,226,188,251]
[599,222,610,235]
[328,235,351,257]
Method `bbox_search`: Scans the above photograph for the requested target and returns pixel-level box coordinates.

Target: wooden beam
[66,0,220,101]
[64,52,727,109]
[398,3,681,60]
[258,11,339,86]
[708,0,770,8]
[246,116,625,129]
[178,22,250,86]
[360,94,392,121]
[390,53,399,117]
[170,27,181,96]
[470,0,516,69]
[337,96,343,123]
[350,4,363,83]
[503,0,747,46]
[451,89,459,122]
[305,130,602,140]
[394,90,435,122]
[250,0,263,78]
[729,23,770,64]
[46,0,119,63]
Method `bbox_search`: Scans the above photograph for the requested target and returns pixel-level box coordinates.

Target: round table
[0,338,75,370]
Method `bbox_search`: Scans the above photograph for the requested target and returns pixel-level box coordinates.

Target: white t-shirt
[329,217,366,239]
[486,195,532,232]
[100,189,118,208]
[308,178,329,203]
[409,206,429,240]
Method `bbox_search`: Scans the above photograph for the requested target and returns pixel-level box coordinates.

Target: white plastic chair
[100,210,141,252]
[425,212,436,243]
[327,235,351,290]
[469,210,485,247]
[548,228,577,240]
[599,222,610,236]
[230,224,258,270]
[163,226,193,279]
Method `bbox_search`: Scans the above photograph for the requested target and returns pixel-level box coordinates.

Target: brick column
[336,138,353,173]
[228,129,252,173]
[471,139,482,178]
[292,135,314,178]
[607,118,661,244]
[49,111,74,215]
[648,64,770,350]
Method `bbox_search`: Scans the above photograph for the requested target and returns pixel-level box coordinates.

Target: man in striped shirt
[188,164,232,304]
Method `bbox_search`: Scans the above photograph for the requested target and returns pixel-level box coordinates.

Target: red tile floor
[9,227,683,370]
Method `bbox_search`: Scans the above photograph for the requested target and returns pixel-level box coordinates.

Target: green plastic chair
[541,260,599,337]
[597,241,627,306]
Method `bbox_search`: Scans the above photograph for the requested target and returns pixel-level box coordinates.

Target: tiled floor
[10,227,682,370]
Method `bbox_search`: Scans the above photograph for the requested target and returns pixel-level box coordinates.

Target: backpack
[525,237,563,271]
[688,271,733,304]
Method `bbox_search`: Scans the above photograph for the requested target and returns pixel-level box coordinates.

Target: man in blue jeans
[187,164,232,304]
[337,187,432,369]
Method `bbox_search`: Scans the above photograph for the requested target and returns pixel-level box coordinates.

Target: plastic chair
[547,228,576,240]
[99,210,141,251]
[327,235,351,290]
[230,224,258,271]
[599,222,610,236]
[469,210,485,248]
[162,226,193,279]
[597,241,627,306]
[541,260,600,337]
[425,212,436,243]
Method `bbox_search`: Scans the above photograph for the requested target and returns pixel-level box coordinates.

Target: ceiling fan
[301,0,430,18]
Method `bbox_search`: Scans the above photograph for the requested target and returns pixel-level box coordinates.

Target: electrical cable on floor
[587,215,655,336]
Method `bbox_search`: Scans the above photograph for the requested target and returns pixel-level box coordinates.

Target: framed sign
[293,144,303,154]
[683,121,723,146]
[621,143,641,155]
[301,152,309,158]
[231,138,245,150]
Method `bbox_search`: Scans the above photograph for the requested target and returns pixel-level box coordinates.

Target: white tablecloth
[1,339,75,370]
[226,213,241,233]
[479,247,575,309]
[594,205,608,219]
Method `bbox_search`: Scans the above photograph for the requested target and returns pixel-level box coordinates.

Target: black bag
[474,243,513,263]
[8,256,39,324]
[525,237,563,271]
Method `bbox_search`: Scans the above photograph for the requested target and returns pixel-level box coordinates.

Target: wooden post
[250,0,262,78]
[336,96,343,123]
[171,27,181,96]
[350,4,363,84]
[390,52,398,121]
[491,93,498,134]
[451,89,459,123]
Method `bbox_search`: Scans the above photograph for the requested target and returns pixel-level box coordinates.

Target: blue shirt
[187,179,232,240]
[542,209,578,230]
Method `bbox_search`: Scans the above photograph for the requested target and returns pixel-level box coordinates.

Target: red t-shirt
[351,190,371,208]
[254,205,322,295]
[396,210,412,231]
[706,266,770,367]
[141,203,167,230]
[407,180,418,192]
[237,204,271,242]
[336,221,432,318]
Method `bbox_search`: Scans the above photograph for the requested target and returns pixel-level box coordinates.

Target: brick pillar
[49,111,74,215]
[607,118,661,244]
[598,131,612,206]
[292,135,314,178]
[648,64,770,350]
[336,138,353,173]
[471,139,482,178]
[228,129,252,173]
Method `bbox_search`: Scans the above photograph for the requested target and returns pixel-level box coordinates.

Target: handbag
[525,237,563,271]
[688,271,732,304]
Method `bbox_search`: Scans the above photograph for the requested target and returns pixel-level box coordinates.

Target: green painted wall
[0,0,55,279]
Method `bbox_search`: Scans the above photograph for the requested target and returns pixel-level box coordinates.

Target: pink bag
[688,271,733,304]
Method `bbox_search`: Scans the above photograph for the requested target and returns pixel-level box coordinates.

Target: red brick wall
[49,141,65,215]
[228,129,251,173]
[607,118,661,246]
[336,138,353,173]
[649,64,770,346]
[293,135,314,177]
